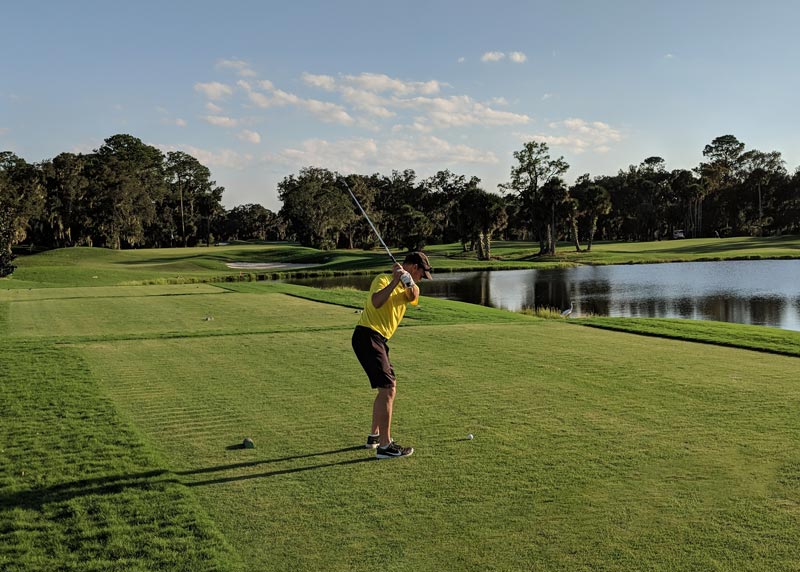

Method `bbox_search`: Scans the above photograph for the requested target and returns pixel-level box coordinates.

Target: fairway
[3,282,800,571]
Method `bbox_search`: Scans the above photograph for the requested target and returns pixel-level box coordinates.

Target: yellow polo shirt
[357,274,418,340]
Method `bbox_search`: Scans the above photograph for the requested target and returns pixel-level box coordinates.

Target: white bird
[560,302,574,318]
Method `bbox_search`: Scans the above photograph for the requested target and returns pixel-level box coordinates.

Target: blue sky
[2,1,799,210]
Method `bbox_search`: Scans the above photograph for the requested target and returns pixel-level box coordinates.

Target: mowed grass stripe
[0,341,242,572]
[7,290,358,340]
[84,318,800,572]
[0,283,224,302]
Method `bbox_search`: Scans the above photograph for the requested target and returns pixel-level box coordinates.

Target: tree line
[277,134,800,257]
[0,134,284,275]
[2,133,799,277]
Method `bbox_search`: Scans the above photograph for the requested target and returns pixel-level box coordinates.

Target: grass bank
[2,280,800,570]
[3,235,799,289]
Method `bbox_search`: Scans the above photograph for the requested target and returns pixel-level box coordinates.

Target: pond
[286,259,800,331]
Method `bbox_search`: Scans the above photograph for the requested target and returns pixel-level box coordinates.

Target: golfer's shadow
[177,446,374,487]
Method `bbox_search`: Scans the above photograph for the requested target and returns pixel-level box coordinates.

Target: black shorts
[352,326,396,389]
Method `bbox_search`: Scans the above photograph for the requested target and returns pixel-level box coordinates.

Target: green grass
[3,280,800,570]
[3,235,799,289]
[0,339,242,572]
[577,317,800,358]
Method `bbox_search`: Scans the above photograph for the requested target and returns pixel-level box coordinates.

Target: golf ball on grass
[466,433,474,440]
[242,437,255,449]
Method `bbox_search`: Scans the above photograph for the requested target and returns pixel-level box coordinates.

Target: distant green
[4,234,799,289]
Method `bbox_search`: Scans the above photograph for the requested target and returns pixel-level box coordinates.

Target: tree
[39,153,90,247]
[540,176,570,254]
[670,169,703,238]
[164,151,222,246]
[0,209,17,277]
[738,149,786,235]
[90,134,166,249]
[224,204,279,241]
[582,184,611,251]
[501,141,569,254]
[395,203,434,251]
[374,169,423,248]
[0,152,45,249]
[698,135,746,236]
[278,167,353,249]
[424,170,481,243]
[456,188,507,259]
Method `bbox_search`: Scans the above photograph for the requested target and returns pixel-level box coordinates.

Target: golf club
[342,180,398,265]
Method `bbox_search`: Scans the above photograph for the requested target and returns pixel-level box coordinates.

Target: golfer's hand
[399,271,415,288]
[392,264,405,282]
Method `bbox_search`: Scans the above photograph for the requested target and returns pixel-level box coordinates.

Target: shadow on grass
[183,457,376,487]
[179,445,374,486]
[0,470,176,511]
[0,448,374,509]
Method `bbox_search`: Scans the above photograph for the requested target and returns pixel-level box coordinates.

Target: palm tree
[583,185,611,251]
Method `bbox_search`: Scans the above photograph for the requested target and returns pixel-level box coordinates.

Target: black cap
[404,251,433,279]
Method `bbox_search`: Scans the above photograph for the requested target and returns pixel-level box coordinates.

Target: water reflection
[286,260,800,331]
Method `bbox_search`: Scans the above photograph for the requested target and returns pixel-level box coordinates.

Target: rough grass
[3,281,800,571]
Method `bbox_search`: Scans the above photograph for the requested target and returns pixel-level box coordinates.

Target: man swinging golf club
[351,251,432,459]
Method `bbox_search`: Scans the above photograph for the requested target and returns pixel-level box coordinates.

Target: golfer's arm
[372,279,400,308]
[404,283,419,303]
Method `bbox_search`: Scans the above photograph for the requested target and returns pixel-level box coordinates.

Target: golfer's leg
[373,386,395,447]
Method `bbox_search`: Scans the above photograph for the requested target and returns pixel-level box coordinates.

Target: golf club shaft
[343,182,398,265]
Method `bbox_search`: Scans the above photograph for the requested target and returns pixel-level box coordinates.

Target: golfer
[352,251,432,459]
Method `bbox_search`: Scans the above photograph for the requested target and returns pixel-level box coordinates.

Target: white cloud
[273,138,379,173]
[272,135,497,173]
[197,68,529,138]
[157,144,253,169]
[271,88,302,107]
[340,86,394,118]
[458,57,466,64]
[161,118,187,127]
[521,117,623,153]
[391,119,433,133]
[302,72,337,91]
[238,129,261,144]
[541,93,554,101]
[509,51,527,63]
[204,115,239,127]
[399,95,530,128]
[216,58,257,77]
[239,77,352,124]
[239,79,300,108]
[384,136,498,164]
[481,51,505,62]
[195,81,234,101]
[343,73,442,95]
[303,99,354,125]
[664,53,675,60]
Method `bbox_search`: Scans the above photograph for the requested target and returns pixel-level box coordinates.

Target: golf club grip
[344,182,397,264]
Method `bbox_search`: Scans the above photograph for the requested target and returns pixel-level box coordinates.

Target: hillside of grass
[3,279,800,571]
[576,317,800,358]
[3,235,799,289]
